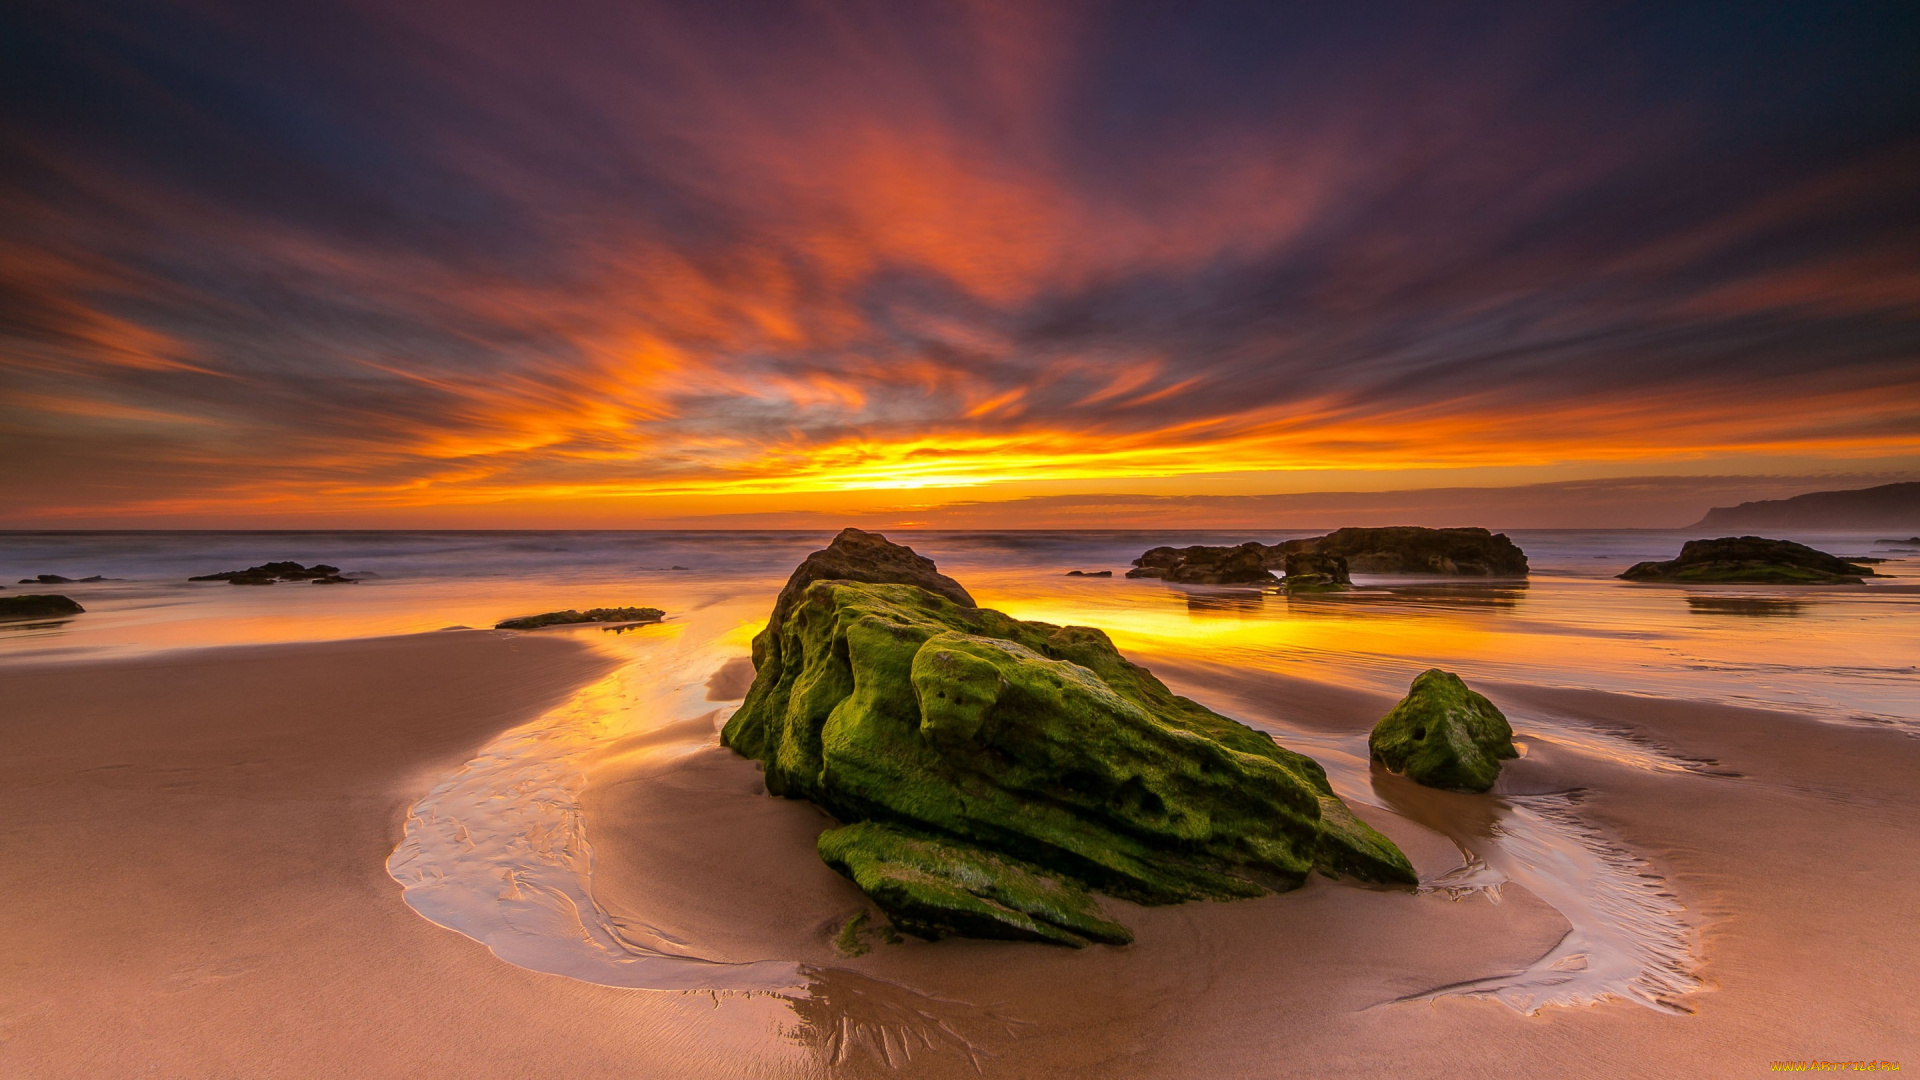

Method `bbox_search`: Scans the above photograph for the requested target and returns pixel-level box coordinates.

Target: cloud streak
[1,0,1917,523]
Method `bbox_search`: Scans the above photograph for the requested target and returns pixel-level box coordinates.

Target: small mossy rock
[819,822,1133,947]
[724,533,1415,944]
[1369,669,1518,793]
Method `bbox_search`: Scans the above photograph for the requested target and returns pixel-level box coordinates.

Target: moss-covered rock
[1619,536,1877,584]
[1368,669,1517,793]
[819,822,1133,946]
[723,530,1415,945]
[0,594,84,621]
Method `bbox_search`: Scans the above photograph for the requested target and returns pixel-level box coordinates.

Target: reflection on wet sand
[1182,589,1269,616]
[1290,583,1532,612]
[1685,595,1811,618]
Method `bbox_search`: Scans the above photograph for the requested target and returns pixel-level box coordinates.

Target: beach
[2,530,1917,1077]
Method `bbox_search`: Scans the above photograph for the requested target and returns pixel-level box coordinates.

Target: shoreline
[3,630,1915,1077]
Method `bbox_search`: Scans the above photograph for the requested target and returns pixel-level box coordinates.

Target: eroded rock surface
[723,530,1415,946]
[1369,669,1517,793]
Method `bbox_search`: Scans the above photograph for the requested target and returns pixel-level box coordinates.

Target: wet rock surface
[723,529,1414,946]
[1369,669,1518,793]
[1619,536,1878,584]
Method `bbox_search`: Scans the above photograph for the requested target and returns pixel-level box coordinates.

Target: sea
[3,528,1916,728]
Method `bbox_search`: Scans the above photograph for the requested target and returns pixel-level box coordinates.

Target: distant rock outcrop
[0,594,85,621]
[189,562,355,585]
[1065,570,1112,577]
[1125,542,1278,584]
[723,529,1415,946]
[1292,527,1529,576]
[1126,527,1526,585]
[494,606,666,630]
[1691,481,1920,532]
[1620,536,1878,584]
[16,574,111,584]
[1369,669,1517,793]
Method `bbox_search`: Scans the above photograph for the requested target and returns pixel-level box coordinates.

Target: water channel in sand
[386,596,1716,1024]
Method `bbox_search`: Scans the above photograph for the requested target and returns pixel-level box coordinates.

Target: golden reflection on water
[963,572,1920,726]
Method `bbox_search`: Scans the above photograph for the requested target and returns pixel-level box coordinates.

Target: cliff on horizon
[1690,482,1920,531]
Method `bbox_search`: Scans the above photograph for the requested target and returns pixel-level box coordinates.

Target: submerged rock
[0,594,85,621]
[724,529,1415,946]
[1619,536,1877,584]
[188,561,355,585]
[493,606,665,630]
[1369,669,1517,793]
[1064,570,1112,577]
[1124,542,1278,584]
[1292,527,1529,576]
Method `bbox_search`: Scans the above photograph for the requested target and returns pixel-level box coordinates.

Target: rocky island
[1619,536,1880,584]
[0,594,85,621]
[189,561,356,585]
[722,529,1415,947]
[1124,526,1529,587]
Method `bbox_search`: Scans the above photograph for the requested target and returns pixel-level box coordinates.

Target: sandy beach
[5,622,1914,1078]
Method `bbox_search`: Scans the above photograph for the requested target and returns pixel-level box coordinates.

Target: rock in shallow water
[722,529,1415,946]
[1619,536,1877,584]
[1369,669,1518,793]
[0,594,85,621]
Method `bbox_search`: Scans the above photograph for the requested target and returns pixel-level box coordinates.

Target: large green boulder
[723,530,1415,946]
[1368,669,1518,793]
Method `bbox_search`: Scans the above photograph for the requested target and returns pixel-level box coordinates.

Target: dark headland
[1690,481,1920,531]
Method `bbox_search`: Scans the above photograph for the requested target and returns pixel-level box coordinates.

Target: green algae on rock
[1619,536,1878,584]
[1369,669,1518,793]
[723,529,1416,946]
[819,822,1133,947]
[493,606,665,630]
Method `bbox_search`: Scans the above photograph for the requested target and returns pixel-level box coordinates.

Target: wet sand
[4,632,1917,1077]
[0,633,794,1079]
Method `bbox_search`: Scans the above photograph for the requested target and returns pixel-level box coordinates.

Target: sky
[2,0,1917,529]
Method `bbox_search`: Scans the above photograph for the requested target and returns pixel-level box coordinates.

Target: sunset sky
[2,0,1916,528]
